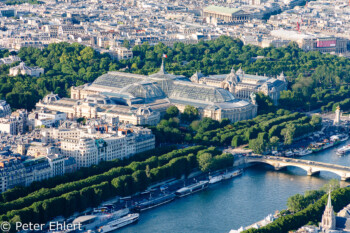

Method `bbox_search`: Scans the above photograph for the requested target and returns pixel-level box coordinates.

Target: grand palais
[36,62,287,125]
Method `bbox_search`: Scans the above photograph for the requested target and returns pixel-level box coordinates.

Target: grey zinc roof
[204,5,242,16]
[207,74,227,80]
[244,74,269,80]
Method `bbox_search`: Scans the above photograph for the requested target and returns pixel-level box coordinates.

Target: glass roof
[169,82,235,103]
[121,82,165,99]
[89,71,236,104]
[92,72,146,90]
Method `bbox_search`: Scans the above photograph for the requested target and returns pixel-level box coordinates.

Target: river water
[118,141,350,233]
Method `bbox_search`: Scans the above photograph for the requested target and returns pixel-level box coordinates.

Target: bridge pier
[341,176,350,181]
[307,167,320,176]
[274,166,285,171]
[307,170,320,176]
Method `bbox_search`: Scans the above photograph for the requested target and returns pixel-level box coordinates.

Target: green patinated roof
[204,5,241,15]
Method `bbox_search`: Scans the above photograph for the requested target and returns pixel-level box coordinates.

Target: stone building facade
[190,67,287,105]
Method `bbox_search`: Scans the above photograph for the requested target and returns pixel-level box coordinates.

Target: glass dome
[83,94,114,105]
[170,82,235,103]
[43,92,61,104]
[120,81,165,99]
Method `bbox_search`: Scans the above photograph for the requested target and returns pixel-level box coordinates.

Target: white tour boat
[98,213,139,232]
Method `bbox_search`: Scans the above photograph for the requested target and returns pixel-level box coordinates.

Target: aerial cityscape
[2,0,350,232]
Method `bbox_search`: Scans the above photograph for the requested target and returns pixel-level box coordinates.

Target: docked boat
[93,205,114,214]
[222,169,243,180]
[209,175,223,184]
[308,136,344,153]
[337,144,350,155]
[296,149,313,156]
[111,208,129,219]
[285,151,294,157]
[72,214,111,232]
[93,207,129,218]
[133,194,176,212]
[331,134,349,142]
[98,213,139,233]
[175,181,209,197]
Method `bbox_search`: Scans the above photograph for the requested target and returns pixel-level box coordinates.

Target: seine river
[118,141,350,233]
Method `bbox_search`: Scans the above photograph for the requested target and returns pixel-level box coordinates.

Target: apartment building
[0,157,26,193]
[0,154,73,193]
[59,126,155,168]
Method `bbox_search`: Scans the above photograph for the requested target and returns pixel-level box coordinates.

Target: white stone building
[28,106,67,128]
[47,154,65,177]
[0,55,21,65]
[36,93,161,126]
[58,25,85,36]
[0,118,17,135]
[0,100,11,118]
[0,109,27,135]
[0,155,74,193]
[115,47,133,60]
[0,157,26,193]
[9,62,44,77]
[64,62,257,123]
[191,67,287,105]
[60,127,154,168]
[23,157,52,186]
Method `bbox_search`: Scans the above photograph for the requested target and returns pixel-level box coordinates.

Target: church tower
[320,191,336,231]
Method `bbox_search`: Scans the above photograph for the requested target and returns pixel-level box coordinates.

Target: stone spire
[327,191,332,208]
[320,191,336,231]
[236,66,243,75]
[278,71,286,82]
[190,70,204,83]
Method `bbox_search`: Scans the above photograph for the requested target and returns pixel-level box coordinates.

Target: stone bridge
[245,155,350,181]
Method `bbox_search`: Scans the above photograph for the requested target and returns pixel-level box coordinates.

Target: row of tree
[4,36,350,112]
[149,105,322,154]
[287,179,339,213]
[0,146,203,215]
[112,148,233,196]
[243,181,348,233]
[0,146,176,204]
[190,109,321,153]
[5,0,43,5]
[321,98,350,113]
[0,146,233,232]
[248,114,321,153]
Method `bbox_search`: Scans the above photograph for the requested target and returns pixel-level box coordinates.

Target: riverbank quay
[32,146,241,233]
[48,167,243,232]
[110,166,241,211]
[240,186,350,233]
[230,213,277,233]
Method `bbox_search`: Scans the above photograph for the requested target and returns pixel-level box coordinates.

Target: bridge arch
[246,160,312,173]
[245,159,350,180]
